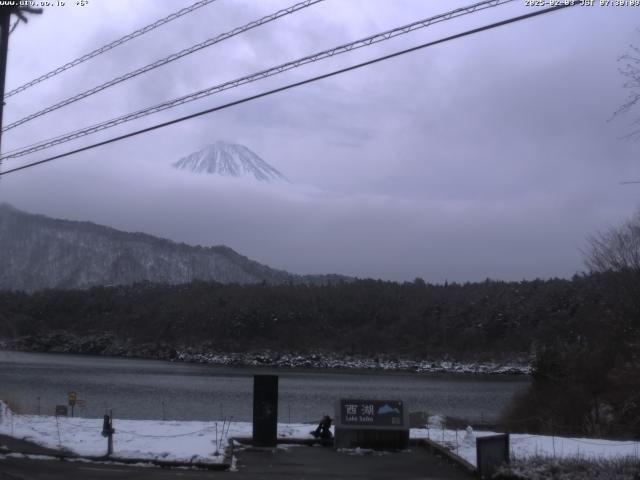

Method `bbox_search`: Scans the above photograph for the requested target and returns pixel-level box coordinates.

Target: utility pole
[0,4,42,161]
[0,7,11,158]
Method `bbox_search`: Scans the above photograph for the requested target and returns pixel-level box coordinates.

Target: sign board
[340,399,404,427]
[68,391,76,407]
[477,433,510,479]
[55,405,68,416]
[334,399,409,450]
[76,399,86,407]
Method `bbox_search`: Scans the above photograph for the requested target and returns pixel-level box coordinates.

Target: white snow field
[2,403,639,467]
[411,425,640,467]
[0,402,313,464]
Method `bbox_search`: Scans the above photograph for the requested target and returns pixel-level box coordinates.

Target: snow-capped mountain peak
[172,141,288,183]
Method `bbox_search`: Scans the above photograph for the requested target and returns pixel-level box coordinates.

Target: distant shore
[0,333,531,375]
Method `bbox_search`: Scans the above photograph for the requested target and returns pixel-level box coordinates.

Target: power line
[2,0,325,132]
[0,3,578,178]
[1,0,515,160]
[4,0,219,99]
[0,5,42,164]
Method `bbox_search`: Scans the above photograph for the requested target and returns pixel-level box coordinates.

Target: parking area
[0,434,471,479]
[232,444,471,480]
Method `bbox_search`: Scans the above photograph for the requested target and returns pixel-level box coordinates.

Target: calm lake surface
[0,350,529,423]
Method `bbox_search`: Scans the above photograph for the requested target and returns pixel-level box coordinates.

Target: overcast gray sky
[0,0,639,282]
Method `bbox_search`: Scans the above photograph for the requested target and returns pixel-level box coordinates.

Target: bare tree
[585,211,640,273]
[615,37,640,140]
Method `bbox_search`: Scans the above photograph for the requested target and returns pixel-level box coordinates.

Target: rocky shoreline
[0,332,532,375]
[174,350,532,374]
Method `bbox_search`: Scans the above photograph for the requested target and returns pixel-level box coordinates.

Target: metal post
[107,430,113,456]
[102,411,114,456]
[455,428,459,455]
[108,410,113,456]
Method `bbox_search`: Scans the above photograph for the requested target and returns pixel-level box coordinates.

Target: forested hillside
[0,204,348,291]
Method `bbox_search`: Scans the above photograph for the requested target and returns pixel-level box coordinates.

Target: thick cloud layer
[0,0,638,282]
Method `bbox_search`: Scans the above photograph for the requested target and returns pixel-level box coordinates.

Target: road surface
[0,444,471,479]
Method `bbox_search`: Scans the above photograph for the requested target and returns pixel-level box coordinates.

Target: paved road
[233,445,471,480]
[0,447,471,480]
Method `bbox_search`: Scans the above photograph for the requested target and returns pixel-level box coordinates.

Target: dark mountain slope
[0,203,344,291]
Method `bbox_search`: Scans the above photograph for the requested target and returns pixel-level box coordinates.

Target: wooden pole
[0,7,11,157]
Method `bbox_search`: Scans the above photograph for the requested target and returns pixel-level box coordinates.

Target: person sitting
[311,415,333,442]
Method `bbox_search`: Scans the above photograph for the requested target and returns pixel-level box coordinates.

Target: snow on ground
[0,402,314,464]
[2,402,639,467]
[411,425,640,467]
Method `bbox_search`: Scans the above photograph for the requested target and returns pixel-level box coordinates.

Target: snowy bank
[411,425,640,467]
[0,402,313,464]
[4,402,637,470]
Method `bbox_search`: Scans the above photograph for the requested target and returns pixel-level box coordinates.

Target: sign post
[101,412,115,456]
[68,391,76,417]
[334,399,409,450]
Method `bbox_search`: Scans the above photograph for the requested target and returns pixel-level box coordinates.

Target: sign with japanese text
[339,399,404,427]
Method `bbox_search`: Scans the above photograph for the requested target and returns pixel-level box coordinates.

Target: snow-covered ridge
[0,203,300,291]
[172,141,288,183]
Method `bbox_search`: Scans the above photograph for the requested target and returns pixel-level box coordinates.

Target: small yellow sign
[68,391,77,406]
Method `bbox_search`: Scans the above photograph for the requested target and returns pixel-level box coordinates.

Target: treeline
[0,272,636,360]
[502,269,640,438]
[1,271,639,435]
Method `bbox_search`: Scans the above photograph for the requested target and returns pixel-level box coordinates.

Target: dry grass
[1,397,25,415]
[495,455,640,479]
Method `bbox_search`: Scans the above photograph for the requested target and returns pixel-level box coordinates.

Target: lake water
[0,350,529,424]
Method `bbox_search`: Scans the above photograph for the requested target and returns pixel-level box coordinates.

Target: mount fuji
[172,141,288,183]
